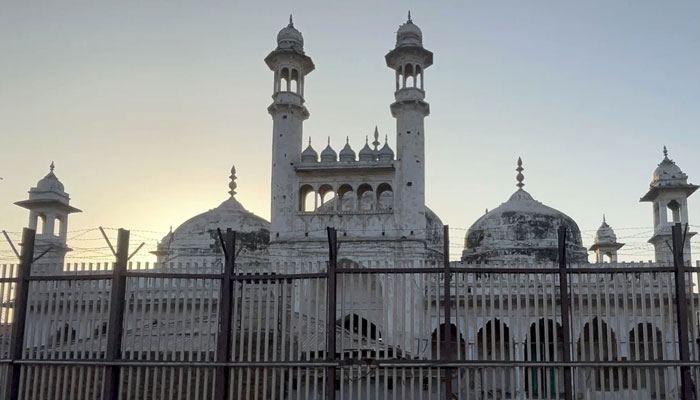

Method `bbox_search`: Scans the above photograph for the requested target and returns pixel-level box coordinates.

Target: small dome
[36,162,65,193]
[594,216,617,245]
[339,138,356,162]
[320,138,337,162]
[155,166,270,266]
[378,136,394,161]
[277,15,304,50]
[301,138,318,162]
[462,159,587,264]
[358,137,375,161]
[652,146,688,187]
[396,12,423,48]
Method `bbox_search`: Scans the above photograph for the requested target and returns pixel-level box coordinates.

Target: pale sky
[1,1,699,261]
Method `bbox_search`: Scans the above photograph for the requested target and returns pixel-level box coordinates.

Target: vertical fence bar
[672,223,694,400]
[215,229,235,400]
[102,229,130,400]
[326,227,337,400]
[558,226,573,400]
[3,228,35,400]
[443,225,454,399]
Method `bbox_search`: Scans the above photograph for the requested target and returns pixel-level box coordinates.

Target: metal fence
[1,225,699,399]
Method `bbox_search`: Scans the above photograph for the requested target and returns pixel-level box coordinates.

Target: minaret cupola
[358,136,375,161]
[589,215,625,263]
[301,138,318,163]
[378,135,395,162]
[339,137,356,162]
[15,162,82,269]
[320,138,337,162]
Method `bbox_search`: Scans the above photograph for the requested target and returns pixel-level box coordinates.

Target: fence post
[672,223,695,400]
[215,229,235,400]
[558,226,574,400]
[443,225,455,399]
[102,229,129,400]
[326,227,338,400]
[3,228,35,400]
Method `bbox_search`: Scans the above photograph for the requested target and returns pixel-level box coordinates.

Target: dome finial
[516,157,525,189]
[372,126,381,150]
[228,164,237,197]
[663,145,668,159]
[289,14,293,26]
[50,161,55,173]
[308,136,312,146]
[407,10,412,23]
[603,213,606,224]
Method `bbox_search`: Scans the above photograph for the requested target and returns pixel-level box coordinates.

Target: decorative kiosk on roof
[589,215,625,263]
[462,158,588,264]
[15,162,81,270]
[640,146,697,265]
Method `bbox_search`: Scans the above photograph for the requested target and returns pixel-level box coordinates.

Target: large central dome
[462,159,587,264]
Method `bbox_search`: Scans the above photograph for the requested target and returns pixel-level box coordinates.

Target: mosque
[10,14,700,400]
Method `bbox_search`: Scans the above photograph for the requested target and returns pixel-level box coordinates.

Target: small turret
[589,215,625,263]
[358,136,375,161]
[320,138,337,162]
[301,137,318,162]
[339,137,356,162]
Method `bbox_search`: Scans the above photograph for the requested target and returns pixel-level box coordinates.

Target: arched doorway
[525,319,564,398]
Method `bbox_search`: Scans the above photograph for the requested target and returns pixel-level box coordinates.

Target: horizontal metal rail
[9,359,700,368]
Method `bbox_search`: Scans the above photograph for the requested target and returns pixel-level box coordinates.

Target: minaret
[589,215,625,263]
[640,147,697,265]
[265,16,315,241]
[386,12,433,237]
[15,162,81,271]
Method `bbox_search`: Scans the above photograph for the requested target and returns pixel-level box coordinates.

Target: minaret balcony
[273,91,304,106]
[394,87,425,102]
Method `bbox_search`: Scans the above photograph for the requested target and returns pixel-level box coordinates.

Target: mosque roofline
[639,183,699,202]
[14,199,82,213]
[295,162,395,173]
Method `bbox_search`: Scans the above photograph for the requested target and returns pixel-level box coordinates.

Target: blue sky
[1,1,699,260]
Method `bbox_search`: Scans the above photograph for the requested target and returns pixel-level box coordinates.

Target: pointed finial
[385,134,388,143]
[327,136,330,146]
[603,214,606,224]
[663,145,668,159]
[407,10,412,23]
[516,157,524,189]
[372,126,381,150]
[228,164,237,197]
[346,136,349,144]
[289,14,294,26]
[49,161,55,173]
[366,135,369,144]
[308,137,312,146]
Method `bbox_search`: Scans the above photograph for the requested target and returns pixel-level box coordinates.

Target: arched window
[280,67,290,92]
[357,183,374,211]
[299,184,315,212]
[576,318,621,390]
[290,69,299,93]
[416,65,423,89]
[628,323,665,398]
[337,184,354,211]
[476,319,513,397]
[317,184,334,211]
[404,64,414,88]
[525,319,565,398]
[376,183,393,210]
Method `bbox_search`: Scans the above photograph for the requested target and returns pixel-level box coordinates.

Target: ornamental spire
[516,157,525,189]
[372,126,381,150]
[228,165,237,197]
[289,14,293,26]
[407,10,412,23]
[50,161,55,173]
[663,145,668,159]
